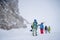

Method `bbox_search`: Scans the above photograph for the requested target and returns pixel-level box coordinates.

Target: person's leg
[40,29,42,34]
[48,29,50,33]
[35,29,37,36]
[45,30,47,34]
[41,29,43,34]
[36,29,37,36]
[32,29,34,36]
[48,30,50,33]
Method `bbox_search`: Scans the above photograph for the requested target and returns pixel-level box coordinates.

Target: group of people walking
[30,19,51,36]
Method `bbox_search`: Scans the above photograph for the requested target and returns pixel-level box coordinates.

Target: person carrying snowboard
[32,19,38,36]
[30,23,33,31]
[45,25,48,34]
[39,22,44,34]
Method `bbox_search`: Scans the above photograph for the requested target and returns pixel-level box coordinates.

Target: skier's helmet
[34,19,37,22]
[41,22,43,24]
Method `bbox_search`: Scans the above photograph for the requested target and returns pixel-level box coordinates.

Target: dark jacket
[45,26,47,30]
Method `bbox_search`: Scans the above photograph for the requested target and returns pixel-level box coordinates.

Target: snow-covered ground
[0,0,60,40]
[0,24,60,40]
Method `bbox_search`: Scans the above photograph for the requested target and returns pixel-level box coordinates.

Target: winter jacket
[40,23,44,29]
[45,26,48,30]
[33,21,38,30]
[48,26,51,32]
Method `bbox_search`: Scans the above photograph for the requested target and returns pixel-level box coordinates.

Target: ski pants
[32,29,37,36]
[40,29,44,34]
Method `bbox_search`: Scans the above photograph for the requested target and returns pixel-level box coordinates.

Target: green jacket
[33,22,38,30]
[48,26,51,32]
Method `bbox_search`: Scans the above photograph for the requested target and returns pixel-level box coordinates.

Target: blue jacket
[40,23,44,29]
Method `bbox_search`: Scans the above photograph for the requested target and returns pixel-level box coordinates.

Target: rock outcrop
[0,0,27,30]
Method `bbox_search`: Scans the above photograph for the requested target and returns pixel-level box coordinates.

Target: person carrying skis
[32,19,38,36]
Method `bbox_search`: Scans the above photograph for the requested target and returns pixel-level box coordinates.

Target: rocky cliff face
[0,0,27,30]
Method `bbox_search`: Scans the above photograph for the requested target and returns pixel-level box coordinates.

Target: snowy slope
[0,0,60,40]
[0,24,60,40]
